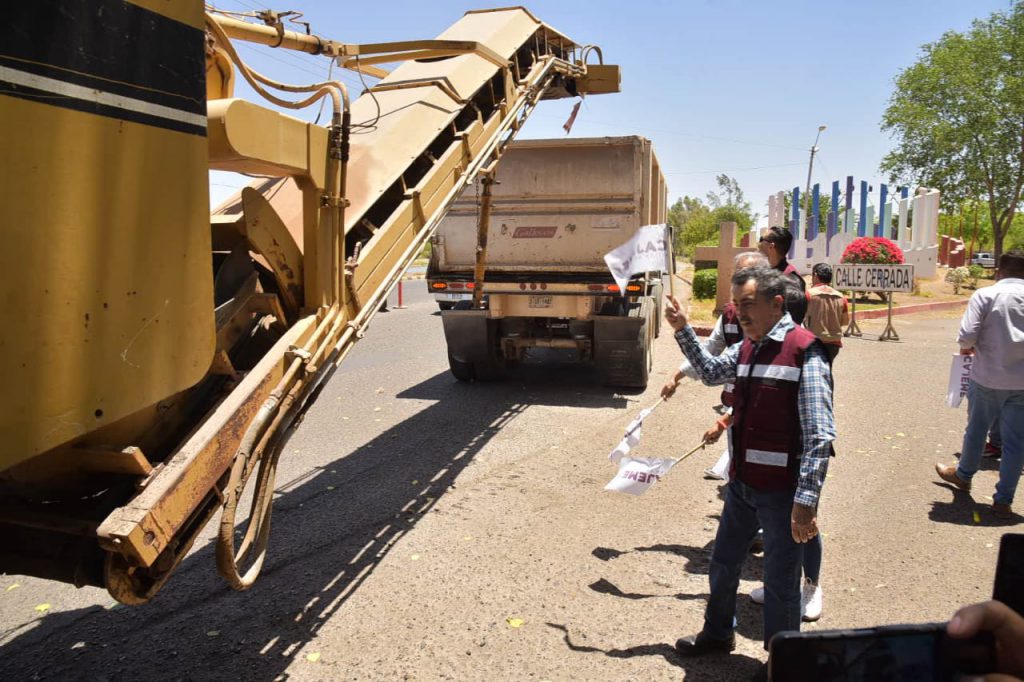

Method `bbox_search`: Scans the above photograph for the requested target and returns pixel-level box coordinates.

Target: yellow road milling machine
[0,1,619,603]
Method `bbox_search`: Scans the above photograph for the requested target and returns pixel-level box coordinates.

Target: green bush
[693,268,717,300]
[967,264,985,287]
[945,266,970,294]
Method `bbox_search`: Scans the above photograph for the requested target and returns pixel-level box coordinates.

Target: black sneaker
[674,631,736,657]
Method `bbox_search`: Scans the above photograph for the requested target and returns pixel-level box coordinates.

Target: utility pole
[803,125,827,235]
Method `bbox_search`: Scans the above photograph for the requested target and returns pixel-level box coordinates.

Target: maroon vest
[720,304,743,407]
[730,324,819,490]
[779,261,806,291]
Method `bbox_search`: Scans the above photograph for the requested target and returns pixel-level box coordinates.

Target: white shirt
[679,315,728,379]
[957,277,1024,390]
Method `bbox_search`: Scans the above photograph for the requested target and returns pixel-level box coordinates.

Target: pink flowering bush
[840,237,905,265]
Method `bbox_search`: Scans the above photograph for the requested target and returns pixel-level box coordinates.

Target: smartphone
[770,624,995,682]
[993,533,1024,615]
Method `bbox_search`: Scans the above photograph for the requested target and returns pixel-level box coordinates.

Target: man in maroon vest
[664,266,836,662]
[663,251,769,480]
[758,225,806,291]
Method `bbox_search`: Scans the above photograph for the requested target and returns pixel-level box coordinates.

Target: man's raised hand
[664,294,688,332]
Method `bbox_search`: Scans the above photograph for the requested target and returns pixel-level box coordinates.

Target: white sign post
[833,264,915,341]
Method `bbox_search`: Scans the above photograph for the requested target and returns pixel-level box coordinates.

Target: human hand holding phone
[948,600,1024,681]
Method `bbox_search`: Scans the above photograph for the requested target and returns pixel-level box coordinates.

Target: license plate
[528,295,553,308]
[436,293,472,301]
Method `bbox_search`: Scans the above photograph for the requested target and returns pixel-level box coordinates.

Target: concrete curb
[691,298,968,336]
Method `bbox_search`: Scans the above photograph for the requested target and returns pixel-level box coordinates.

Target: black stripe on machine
[1,0,206,134]
[0,77,207,137]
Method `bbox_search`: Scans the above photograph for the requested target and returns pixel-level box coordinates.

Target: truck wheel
[636,336,651,388]
[448,350,475,382]
[438,302,455,311]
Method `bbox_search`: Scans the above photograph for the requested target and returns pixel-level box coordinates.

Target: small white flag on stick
[608,400,662,464]
[603,224,672,293]
[605,441,706,496]
[946,353,973,408]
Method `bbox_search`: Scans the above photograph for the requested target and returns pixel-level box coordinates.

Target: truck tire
[628,299,653,388]
[448,350,475,381]
[438,302,455,311]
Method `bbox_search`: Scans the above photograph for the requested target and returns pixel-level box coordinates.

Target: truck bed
[432,136,665,273]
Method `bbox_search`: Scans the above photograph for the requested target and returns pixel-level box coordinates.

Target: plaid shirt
[674,313,834,507]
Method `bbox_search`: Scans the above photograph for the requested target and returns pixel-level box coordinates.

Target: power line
[664,161,807,175]
[532,113,809,152]
[211,0,376,92]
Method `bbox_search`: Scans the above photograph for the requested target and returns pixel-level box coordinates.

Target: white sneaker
[703,466,726,480]
[749,585,765,604]
[802,579,823,622]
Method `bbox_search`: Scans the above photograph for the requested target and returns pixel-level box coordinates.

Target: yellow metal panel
[577,65,621,95]
[0,94,213,471]
[342,8,542,233]
[208,99,325,187]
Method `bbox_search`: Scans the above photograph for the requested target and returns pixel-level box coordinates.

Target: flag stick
[622,396,666,438]
[673,441,707,464]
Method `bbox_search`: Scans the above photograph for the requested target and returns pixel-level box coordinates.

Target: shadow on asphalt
[588,543,765,642]
[588,577,708,602]
[928,482,1022,526]
[0,370,629,680]
[544,622,764,678]
[591,543,764,581]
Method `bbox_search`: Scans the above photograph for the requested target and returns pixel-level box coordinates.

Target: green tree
[706,174,748,211]
[880,2,1024,259]
[683,205,753,261]
[668,195,710,254]
[669,177,757,260]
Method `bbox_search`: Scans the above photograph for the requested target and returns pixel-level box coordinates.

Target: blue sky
[208,0,1013,222]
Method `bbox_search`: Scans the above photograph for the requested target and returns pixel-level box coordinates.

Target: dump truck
[426,136,667,388]
[0,2,618,603]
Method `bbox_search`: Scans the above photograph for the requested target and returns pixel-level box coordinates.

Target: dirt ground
[0,277,1011,681]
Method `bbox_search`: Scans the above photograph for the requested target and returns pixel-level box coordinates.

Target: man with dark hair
[936,249,1024,520]
[805,263,849,362]
[664,266,835,661]
[758,226,806,291]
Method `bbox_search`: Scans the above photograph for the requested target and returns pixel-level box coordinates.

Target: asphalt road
[0,283,1012,681]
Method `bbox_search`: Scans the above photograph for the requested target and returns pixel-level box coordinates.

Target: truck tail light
[607,284,620,293]
[431,282,448,290]
[587,284,604,291]
[448,282,464,290]
[626,283,642,293]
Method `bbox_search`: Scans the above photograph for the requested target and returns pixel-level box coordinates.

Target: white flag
[603,224,672,293]
[609,405,657,464]
[605,456,678,495]
[946,353,973,408]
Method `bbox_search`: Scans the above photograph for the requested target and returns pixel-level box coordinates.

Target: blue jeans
[957,380,1024,505]
[804,533,823,584]
[704,479,803,649]
[989,416,1002,448]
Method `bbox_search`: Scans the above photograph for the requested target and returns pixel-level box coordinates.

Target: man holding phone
[665,266,835,660]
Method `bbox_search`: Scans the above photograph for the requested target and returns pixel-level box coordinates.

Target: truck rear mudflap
[593,313,649,388]
[440,309,504,381]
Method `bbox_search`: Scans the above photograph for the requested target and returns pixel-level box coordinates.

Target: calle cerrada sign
[833,264,915,293]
